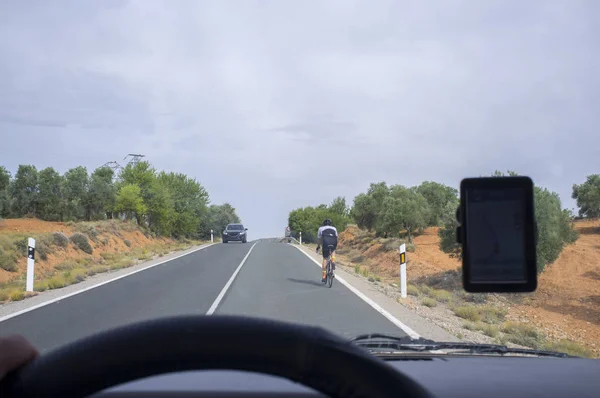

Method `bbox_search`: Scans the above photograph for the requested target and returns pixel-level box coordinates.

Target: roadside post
[400,243,407,298]
[299,232,302,245]
[26,237,35,292]
[211,229,214,243]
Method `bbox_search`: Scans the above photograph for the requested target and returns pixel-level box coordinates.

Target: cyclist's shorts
[322,241,337,259]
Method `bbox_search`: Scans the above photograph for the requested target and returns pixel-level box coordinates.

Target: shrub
[406,243,416,252]
[407,284,420,296]
[124,239,132,247]
[430,288,452,302]
[354,264,360,274]
[374,275,381,282]
[501,322,545,349]
[0,247,18,272]
[34,281,49,292]
[87,265,109,276]
[544,339,592,358]
[36,241,50,261]
[350,254,365,264]
[14,237,28,254]
[480,306,507,324]
[70,233,93,254]
[55,263,75,272]
[478,323,499,338]
[454,306,481,322]
[422,297,437,307]
[53,232,70,248]
[368,276,375,282]
[47,276,67,289]
[9,290,25,301]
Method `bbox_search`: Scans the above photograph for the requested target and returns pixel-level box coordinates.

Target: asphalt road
[0,241,405,352]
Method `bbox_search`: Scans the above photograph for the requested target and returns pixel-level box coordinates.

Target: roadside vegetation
[0,162,241,241]
[0,159,243,303]
[288,170,600,358]
[0,219,201,303]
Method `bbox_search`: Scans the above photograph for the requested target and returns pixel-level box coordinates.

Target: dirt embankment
[0,218,201,301]
[335,220,600,357]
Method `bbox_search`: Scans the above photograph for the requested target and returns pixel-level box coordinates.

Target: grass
[354,264,360,274]
[453,306,481,322]
[464,322,499,337]
[501,322,546,349]
[9,289,25,301]
[361,268,369,277]
[544,339,593,358]
[479,306,507,324]
[407,284,420,296]
[429,288,452,303]
[421,297,437,307]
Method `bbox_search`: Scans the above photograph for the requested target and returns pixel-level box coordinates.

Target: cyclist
[316,218,338,283]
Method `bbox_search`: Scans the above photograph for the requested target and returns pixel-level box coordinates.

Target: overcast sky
[1,1,598,238]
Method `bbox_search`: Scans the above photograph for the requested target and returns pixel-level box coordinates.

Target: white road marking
[206,242,258,315]
[0,244,216,323]
[292,245,421,339]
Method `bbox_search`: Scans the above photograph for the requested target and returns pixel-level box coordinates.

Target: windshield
[0,1,597,363]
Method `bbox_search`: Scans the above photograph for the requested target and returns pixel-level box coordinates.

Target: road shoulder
[0,243,214,322]
[295,244,458,342]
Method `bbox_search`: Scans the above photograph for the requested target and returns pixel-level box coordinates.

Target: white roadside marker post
[299,232,302,245]
[400,243,407,298]
[211,229,214,243]
[26,237,35,292]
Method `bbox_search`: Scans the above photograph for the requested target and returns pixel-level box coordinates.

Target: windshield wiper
[350,333,574,358]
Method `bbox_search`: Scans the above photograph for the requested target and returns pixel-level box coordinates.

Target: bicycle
[324,245,335,288]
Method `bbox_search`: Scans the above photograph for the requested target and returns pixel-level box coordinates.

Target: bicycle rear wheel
[327,261,333,288]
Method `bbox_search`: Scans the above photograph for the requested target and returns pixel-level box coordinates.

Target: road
[0,241,407,352]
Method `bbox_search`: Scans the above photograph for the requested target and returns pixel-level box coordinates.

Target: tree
[329,196,349,217]
[157,172,210,238]
[114,184,146,223]
[416,181,458,226]
[438,171,579,273]
[535,186,578,273]
[37,167,63,221]
[572,174,600,218]
[0,167,11,218]
[11,165,38,217]
[86,167,116,220]
[351,182,389,232]
[202,203,242,239]
[380,185,429,242]
[62,166,89,220]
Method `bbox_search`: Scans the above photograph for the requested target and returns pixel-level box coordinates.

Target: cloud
[0,0,598,236]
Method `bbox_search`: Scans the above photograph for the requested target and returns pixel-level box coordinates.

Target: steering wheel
[0,315,432,398]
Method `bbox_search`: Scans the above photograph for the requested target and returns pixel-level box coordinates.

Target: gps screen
[465,187,527,283]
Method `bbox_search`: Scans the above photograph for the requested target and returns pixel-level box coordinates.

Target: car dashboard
[92,356,600,398]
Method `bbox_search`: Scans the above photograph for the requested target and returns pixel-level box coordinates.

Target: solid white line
[291,244,421,339]
[0,243,216,324]
[206,242,258,315]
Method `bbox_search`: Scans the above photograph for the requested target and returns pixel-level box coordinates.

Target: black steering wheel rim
[0,315,432,398]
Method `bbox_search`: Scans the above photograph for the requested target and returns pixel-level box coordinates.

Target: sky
[0,1,598,238]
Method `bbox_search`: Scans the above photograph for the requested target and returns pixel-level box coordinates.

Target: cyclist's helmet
[322,218,332,226]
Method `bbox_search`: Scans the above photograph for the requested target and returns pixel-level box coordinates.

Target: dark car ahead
[222,223,248,243]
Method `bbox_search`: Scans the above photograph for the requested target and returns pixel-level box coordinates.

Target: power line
[123,154,145,166]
